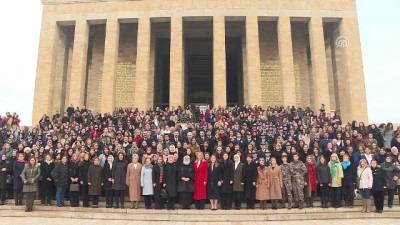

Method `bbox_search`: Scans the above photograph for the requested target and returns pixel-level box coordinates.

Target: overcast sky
[0,1,399,126]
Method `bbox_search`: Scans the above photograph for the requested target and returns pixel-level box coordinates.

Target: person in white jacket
[357,158,373,213]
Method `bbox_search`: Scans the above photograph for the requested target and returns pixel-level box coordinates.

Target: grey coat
[140,165,154,195]
[380,163,400,189]
[21,164,41,193]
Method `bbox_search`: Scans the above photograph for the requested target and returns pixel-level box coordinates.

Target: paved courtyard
[4,217,397,225]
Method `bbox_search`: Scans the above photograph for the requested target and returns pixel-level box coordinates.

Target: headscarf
[183,156,190,165]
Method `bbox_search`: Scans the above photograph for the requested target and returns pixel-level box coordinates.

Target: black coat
[220,160,234,193]
[342,163,357,185]
[164,162,178,197]
[207,164,222,199]
[69,161,80,181]
[243,162,257,199]
[371,167,386,191]
[177,163,194,193]
[51,163,70,187]
[152,163,165,197]
[316,164,331,184]
[112,160,127,190]
[0,160,10,189]
[13,161,25,190]
[102,163,113,190]
[40,161,55,181]
[79,160,91,185]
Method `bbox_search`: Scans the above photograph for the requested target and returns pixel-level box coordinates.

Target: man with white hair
[390,146,399,163]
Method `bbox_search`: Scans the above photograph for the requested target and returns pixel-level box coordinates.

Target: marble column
[169,16,184,108]
[278,16,297,106]
[32,20,59,124]
[213,16,227,107]
[134,17,152,110]
[309,17,331,112]
[245,16,262,106]
[101,18,120,113]
[68,20,89,108]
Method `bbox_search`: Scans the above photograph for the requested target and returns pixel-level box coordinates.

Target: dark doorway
[154,38,170,108]
[185,38,213,106]
[226,37,244,106]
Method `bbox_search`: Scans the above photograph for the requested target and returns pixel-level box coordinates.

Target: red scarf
[308,163,316,192]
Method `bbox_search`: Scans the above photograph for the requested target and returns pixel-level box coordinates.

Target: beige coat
[268,166,283,200]
[256,166,269,200]
[357,166,373,189]
[126,163,142,201]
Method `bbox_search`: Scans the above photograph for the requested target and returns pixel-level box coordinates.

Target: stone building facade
[32,0,368,124]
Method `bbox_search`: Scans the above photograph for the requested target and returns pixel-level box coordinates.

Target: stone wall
[86,25,105,113]
[115,23,138,109]
[259,21,282,107]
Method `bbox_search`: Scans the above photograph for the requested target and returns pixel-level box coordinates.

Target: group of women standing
[1,150,399,212]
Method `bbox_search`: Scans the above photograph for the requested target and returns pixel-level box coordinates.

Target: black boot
[310,198,314,207]
[280,200,285,209]
[299,201,304,209]
[288,202,292,210]
[115,198,119,209]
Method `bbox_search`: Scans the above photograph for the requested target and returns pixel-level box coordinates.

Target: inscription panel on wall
[116,63,136,108]
[261,61,282,106]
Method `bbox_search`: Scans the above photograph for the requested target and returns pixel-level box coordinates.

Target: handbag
[356,168,366,189]
[70,183,80,192]
[160,188,168,199]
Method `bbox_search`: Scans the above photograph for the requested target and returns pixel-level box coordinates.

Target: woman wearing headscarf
[193,152,208,209]
[232,154,245,210]
[87,157,103,208]
[316,156,331,208]
[268,157,283,209]
[127,154,142,209]
[220,153,234,210]
[152,155,165,209]
[141,157,153,209]
[370,159,386,213]
[103,155,114,208]
[328,153,344,208]
[69,153,80,207]
[164,154,178,210]
[357,158,373,213]
[0,153,10,205]
[112,152,128,209]
[380,155,399,208]
[40,154,55,206]
[21,157,41,212]
[177,155,194,209]
[341,154,357,207]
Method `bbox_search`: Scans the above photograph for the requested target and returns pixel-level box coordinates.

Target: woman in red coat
[193,152,209,209]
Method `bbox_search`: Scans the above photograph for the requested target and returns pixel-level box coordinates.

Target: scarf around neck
[341,161,351,170]
[330,160,340,177]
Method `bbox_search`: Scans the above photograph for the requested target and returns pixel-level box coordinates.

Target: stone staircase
[0,199,399,222]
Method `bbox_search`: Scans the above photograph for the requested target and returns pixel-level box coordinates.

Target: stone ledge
[0,205,399,221]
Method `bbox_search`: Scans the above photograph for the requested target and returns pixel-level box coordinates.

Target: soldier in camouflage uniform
[280,154,293,209]
[289,153,307,209]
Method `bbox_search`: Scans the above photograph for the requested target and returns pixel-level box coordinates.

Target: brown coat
[87,164,103,196]
[126,163,142,201]
[256,166,269,200]
[268,166,283,200]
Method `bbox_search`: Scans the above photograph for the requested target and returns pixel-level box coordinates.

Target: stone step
[2,197,399,208]
[0,205,400,221]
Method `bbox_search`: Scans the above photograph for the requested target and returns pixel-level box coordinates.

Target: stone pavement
[4,217,399,225]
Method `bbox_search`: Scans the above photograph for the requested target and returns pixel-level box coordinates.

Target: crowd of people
[0,104,400,213]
